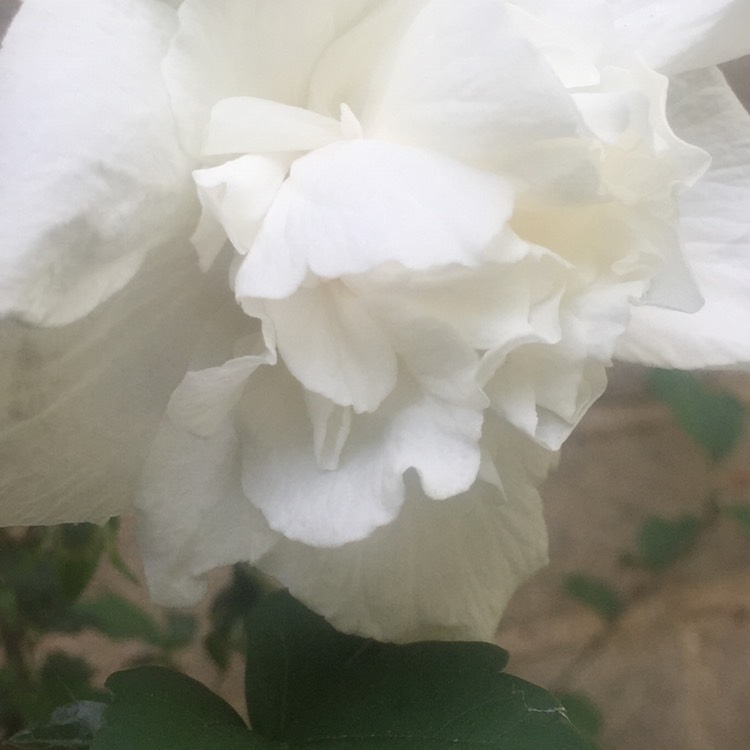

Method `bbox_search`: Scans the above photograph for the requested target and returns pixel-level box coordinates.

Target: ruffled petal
[0,0,195,325]
[237,366,403,546]
[233,139,513,299]
[236,361,483,547]
[617,68,750,367]
[0,243,224,526]
[256,419,554,643]
[611,0,750,73]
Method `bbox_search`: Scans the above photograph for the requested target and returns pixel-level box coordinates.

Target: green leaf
[244,591,593,749]
[649,369,745,463]
[54,524,106,603]
[71,594,165,646]
[726,505,750,538]
[556,693,603,739]
[9,701,106,748]
[0,544,77,633]
[634,515,702,570]
[0,587,19,624]
[90,667,275,750]
[564,575,623,621]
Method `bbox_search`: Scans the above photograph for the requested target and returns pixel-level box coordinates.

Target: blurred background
[1,5,749,748]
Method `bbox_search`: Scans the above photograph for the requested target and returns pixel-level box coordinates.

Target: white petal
[257,420,554,643]
[0,0,195,325]
[234,139,513,299]
[617,68,750,367]
[370,0,582,169]
[487,274,639,449]
[504,1,612,87]
[0,243,224,526]
[307,0,427,118]
[165,0,380,153]
[262,282,398,413]
[203,97,343,155]
[167,349,275,439]
[238,366,403,546]
[611,0,750,73]
[137,418,278,607]
[351,245,566,355]
[238,364,483,547]
[192,155,288,266]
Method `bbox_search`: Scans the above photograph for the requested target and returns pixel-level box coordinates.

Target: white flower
[1,0,749,641]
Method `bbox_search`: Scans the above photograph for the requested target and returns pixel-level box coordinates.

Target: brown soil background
[2,6,750,748]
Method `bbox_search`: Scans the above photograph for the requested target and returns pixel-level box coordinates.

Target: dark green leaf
[0,587,19,623]
[634,514,702,570]
[649,369,745,463]
[9,701,106,748]
[71,595,164,646]
[245,591,593,749]
[726,505,750,538]
[564,575,623,621]
[91,667,275,750]
[0,546,75,632]
[556,693,603,739]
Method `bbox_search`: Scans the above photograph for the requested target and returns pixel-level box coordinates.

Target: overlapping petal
[233,139,514,299]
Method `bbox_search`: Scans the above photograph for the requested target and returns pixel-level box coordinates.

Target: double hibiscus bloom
[1,0,749,641]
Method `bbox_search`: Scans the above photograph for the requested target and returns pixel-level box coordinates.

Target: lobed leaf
[244,592,594,749]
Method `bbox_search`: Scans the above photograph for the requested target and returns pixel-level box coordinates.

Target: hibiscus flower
[1,0,749,642]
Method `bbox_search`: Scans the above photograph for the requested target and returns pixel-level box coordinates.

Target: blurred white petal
[0,244,225,525]
[617,68,750,367]
[0,0,195,325]
[611,0,750,73]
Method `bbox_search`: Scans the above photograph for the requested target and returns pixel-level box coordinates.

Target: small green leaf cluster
[0,521,196,741]
[11,592,596,750]
[649,369,750,545]
[648,369,745,464]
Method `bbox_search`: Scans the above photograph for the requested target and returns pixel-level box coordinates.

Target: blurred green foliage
[0,521,196,743]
